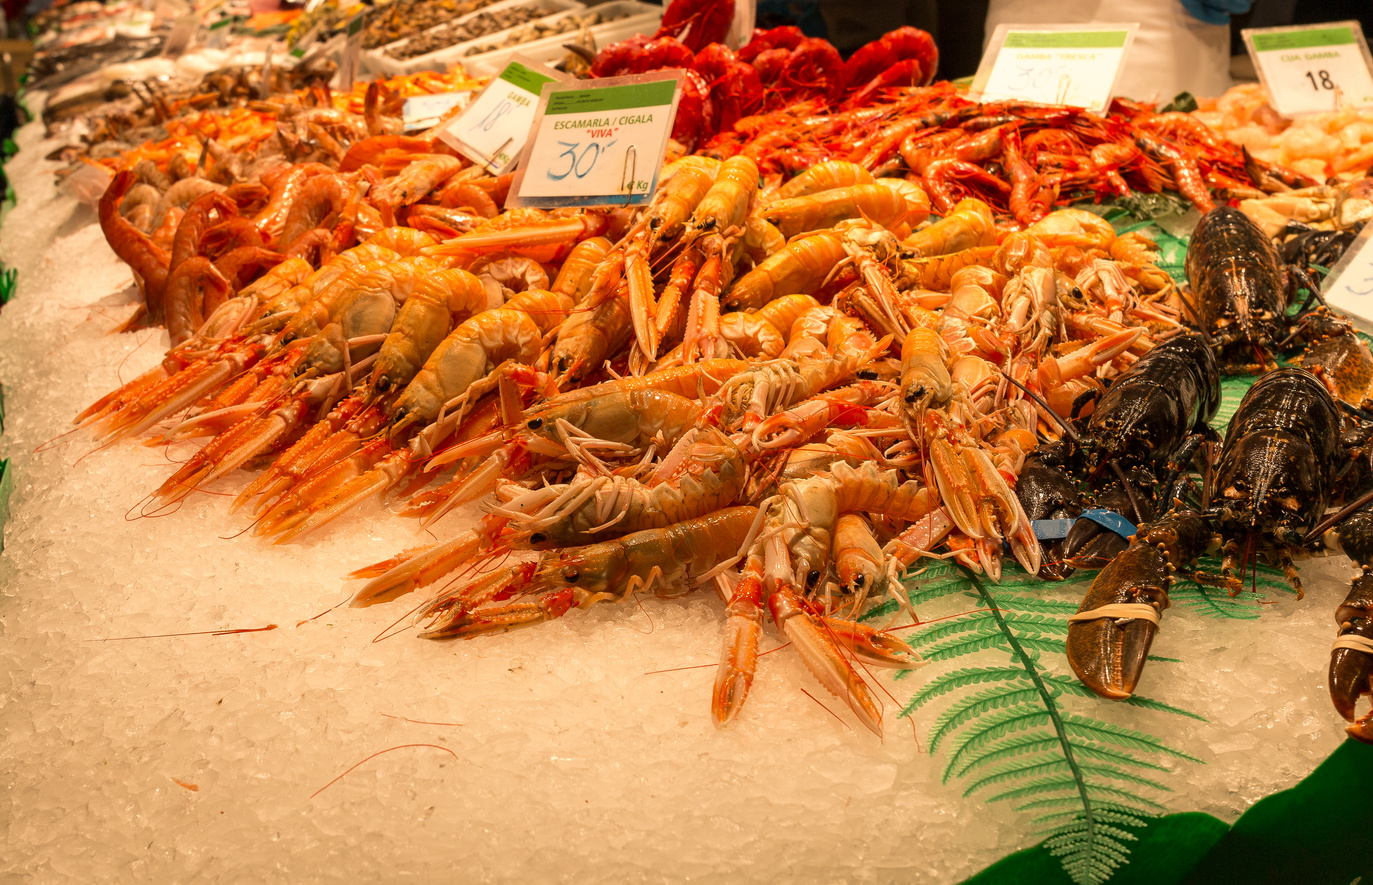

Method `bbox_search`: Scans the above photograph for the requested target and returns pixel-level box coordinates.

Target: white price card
[507,70,683,209]
[336,13,364,93]
[1243,22,1373,117]
[160,10,200,58]
[971,24,1137,114]
[437,57,563,173]
[1317,224,1373,332]
[402,92,473,132]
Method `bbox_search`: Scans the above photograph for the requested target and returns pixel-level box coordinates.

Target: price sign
[160,10,200,58]
[508,70,683,209]
[1243,22,1373,117]
[1318,224,1373,332]
[971,24,1137,114]
[336,13,364,93]
[403,92,473,132]
[437,58,561,172]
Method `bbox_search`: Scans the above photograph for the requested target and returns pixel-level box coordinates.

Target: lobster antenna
[1305,485,1373,544]
[997,369,1080,444]
[1110,461,1145,524]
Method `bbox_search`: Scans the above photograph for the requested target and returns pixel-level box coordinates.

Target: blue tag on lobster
[1032,518,1074,540]
[1031,511,1137,541]
[1078,509,1137,539]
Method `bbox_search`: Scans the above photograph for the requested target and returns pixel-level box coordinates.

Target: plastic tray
[460,1,660,78]
[362,0,584,77]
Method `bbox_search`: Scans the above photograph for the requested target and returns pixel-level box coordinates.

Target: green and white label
[508,70,682,209]
[1244,22,1373,116]
[337,12,364,93]
[972,24,1135,113]
[403,92,472,132]
[438,59,560,175]
[1319,223,1373,331]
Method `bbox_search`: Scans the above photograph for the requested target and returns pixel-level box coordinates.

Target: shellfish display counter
[5,7,1373,884]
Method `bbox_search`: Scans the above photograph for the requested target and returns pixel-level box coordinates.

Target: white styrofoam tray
[362,0,584,77]
[460,1,660,78]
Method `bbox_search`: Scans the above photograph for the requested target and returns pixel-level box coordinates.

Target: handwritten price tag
[1244,22,1373,117]
[437,58,560,174]
[403,92,472,132]
[1319,224,1373,332]
[971,24,1136,114]
[507,70,683,209]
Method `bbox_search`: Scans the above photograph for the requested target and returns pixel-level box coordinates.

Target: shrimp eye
[563,568,580,583]
[531,532,547,543]
[807,570,821,588]
[857,369,878,380]
[528,417,544,430]
[375,376,391,392]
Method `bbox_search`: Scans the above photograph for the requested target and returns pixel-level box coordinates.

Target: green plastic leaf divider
[900,567,1205,885]
[0,264,16,304]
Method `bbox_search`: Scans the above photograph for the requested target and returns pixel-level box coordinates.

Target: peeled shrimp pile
[1194,83,1373,181]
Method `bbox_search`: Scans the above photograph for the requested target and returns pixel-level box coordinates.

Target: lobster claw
[1329,573,1373,743]
[1066,542,1167,699]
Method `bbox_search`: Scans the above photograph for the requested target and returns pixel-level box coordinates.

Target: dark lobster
[1067,367,1341,700]
[1017,332,1220,579]
[1184,206,1322,373]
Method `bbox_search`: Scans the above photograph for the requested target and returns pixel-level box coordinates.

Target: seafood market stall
[4,3,1373,884]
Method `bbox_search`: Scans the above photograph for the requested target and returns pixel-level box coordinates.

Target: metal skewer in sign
[505,69,684,209]
[437,56,565,174]
[970,23,1138,114]
[1243,21,1373,117]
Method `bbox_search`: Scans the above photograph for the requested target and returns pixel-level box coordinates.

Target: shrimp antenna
[996,369,1080,444]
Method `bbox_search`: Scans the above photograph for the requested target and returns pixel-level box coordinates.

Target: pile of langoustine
[73,25,1357,734]
[81,123,1193,734]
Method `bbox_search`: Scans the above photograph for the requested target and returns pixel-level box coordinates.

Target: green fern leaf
[906,612,999,646]
[1077,784,1167,813]
[1040,821,1138,844]
[1014,795,1093,813]
[944,710,1055,780]
[920,631,1011,661]
[1076,763,1172,793]
[1170,579,1264,620]
[998,611,1073,635]
[994,594,1081,615]
[950,734,1069,779]
[1067,742,1173,772]
[963,757,1073,797]
[1060,713,1203,762]
[1043,676,1208,721]
[901,564,975,606]
[900,666,1029,715]
[986,775,1087,804]
[900,568,1203,885]
[1010,634,1073,655]
[929,685,1042,753]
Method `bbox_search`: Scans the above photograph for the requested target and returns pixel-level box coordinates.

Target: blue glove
[1180,0,1252,26]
